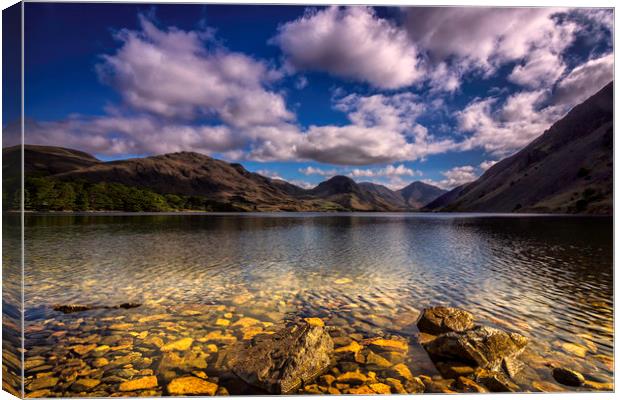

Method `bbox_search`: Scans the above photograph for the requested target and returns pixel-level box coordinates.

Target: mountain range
[2,81,613,214]
[3,145,446,212]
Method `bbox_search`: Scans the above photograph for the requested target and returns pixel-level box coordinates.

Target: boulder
[552,367,585,387]
[417,307,475,335]
[228,322,334,394]
[424,326,528,371]
[167,376,218,395]
[474,370,519,392]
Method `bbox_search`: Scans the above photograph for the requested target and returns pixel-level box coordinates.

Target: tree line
[4,177,231,212]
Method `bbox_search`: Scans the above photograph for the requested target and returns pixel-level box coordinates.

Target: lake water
[10,213,615,395]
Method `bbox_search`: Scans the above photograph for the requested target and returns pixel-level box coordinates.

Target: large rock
[424,326,528,371]
[417,307,475,334]
[228,322,334,394]
[552,367,585,387]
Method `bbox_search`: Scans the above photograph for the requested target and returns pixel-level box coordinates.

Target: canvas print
[1,2,614,398]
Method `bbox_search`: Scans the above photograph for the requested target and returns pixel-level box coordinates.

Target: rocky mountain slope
[426,81,613,214]
[398,181,447,209]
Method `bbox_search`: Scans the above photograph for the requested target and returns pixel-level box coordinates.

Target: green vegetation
[5,177,229,212]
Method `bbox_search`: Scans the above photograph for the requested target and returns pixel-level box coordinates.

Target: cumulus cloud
[98,15,292,128]
[348,164,416,178]
[479,160,498,171]
[299,166,338,176]
[272,6,423,89]
[552,53,614,105]
[423,165,478,190]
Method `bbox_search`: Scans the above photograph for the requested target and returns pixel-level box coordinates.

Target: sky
[3,3,614,190]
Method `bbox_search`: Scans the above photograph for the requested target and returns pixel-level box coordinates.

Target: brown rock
[455,376,488,393]
[118,376,158,391]
[552,367,585,387]
[417,307,475,334]
[167,376,218,396]
[71,379,101,392]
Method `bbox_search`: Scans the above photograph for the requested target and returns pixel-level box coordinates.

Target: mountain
[426,81,613,214]
[423,183,470,210]
[3,144,100,176]
[308,176,406,211]
[397,181,447,209]
[358,182,408,209]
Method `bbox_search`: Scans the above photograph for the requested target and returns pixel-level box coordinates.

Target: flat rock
[118,376,158,391]
[364,337,408,353]
[474,370,519,392]
[417,306,475,335]
[26,377,58,391]
[167,376,218,395]
[161,338,193,352]
[228,322,334,394]
[71,379,101,391]
[424,326,528,371]
[552,367,585,387]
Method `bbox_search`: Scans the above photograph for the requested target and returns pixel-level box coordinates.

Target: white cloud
[349,164,416,178]
[552,53,614,105]
[299,166,338,176]
[508,49,566,89]
[255,169,284,180]
[423,165,478,190]
[273,6,423,89]
[98,15,293,128]
[479,160,498,171]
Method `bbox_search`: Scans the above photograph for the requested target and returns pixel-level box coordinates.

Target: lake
[9,213,615,395]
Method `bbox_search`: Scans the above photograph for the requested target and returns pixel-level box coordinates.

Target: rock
[53,304,94,313]
[405,377,426,393]
[436,361,475,378]
[161,338,193,352]
[26,377,58,391]
[502,357,524,379]
[369,383,391,394]
[417,307,475,335]
[384,378,407,394]
[417,332,437,345]
[319,375,336,386]
[118,375,158,391]
[474,370,519,392]
[215,319,230,327]
[115,303,141,309]
[583,380,613,391]
[304,318,324,327]
[24,358,46,371]
[424,326,528,371]
[71,379,101,391]
[364,338,408,353]
[92,358,109,368]
[72,344,97,356]
[531,380,564,392]
[231,317,261,328]
[25,389,51,398]
[365,351,392,369]
[347,385,374,394]
[199,331,237,344]
[552,367,585,387]
[561,343,588,358]
[334,341,362,354]
[455,376,488,393]
[167,376,218,395]
[387,363,414,381]
[336,371,368,385]
[228,322,334,394]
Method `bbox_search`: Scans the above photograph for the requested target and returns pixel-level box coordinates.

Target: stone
[455,376,488,393]
[199,331,237,344]
[365,351,392,369]
[364,338,408,353]
[71,379,101,391]
[215,319,230,327]
[347,385,374,394]
[417,332,437,345]
[72,344,97,356]
[424,326,528,371]
[561,343,588,358]
[206,344,218,353]
[369,383,391,394]
[92,358,109,368]
[336,371,368,385]
[583,380,613,391]
[53,304,94,313]
[118,375,158,391]
[231,317,261,328]
[405,377,426,393]
[26,377,58,391]
[24,358,46,371]
[436,361,475,378]
[552,367,585,387]
[228,322,334,394]
[25,389,51,398]
[502,357,524,379]
[334,341,362,354]
[319,375,336,386]
[304,318,324,327]
[161,338,193,352]
[385,378,406,394]
[387,363,414,381]
[474,370,519,392]
[167,376,218,396]
[417,307,475,335]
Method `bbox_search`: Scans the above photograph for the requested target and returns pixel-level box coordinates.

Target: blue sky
[7,3,614,190]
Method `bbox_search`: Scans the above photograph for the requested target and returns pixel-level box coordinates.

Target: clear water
[16,213,614,393]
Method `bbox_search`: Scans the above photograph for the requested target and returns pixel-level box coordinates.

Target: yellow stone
[562,343,588,358]
[206,344,218,353]
[335,341,362,354]
[167,376,218,396]
[304,318,325,327]
[367,338,409,353]
[583,380,613,391]
[199,331,237,344]
[334,278,352,284]
[391,363,414,381]
[138,314,168,323]
[336,371,368,385]
[231,317,261,328]
[92,358,109,368]
[215,319,230,327]
[109,323,133,330]
[94,345,110,352]
[26,389,51,398]
[119,376,158,391]
[224,313,233,319]
[161,338,194,352]
[242,326,264,340]
[348,385,375,394]
[72,344,96,356]
[369,383,391,394]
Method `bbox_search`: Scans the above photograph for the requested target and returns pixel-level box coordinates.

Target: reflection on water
[22,213,613,395]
